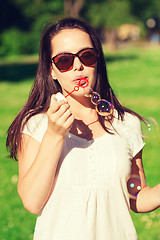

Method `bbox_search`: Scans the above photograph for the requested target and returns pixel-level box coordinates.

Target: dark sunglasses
[51,48,98,73]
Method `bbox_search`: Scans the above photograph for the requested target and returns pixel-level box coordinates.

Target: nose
[73,56,84,71]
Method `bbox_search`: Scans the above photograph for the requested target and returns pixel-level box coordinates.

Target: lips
[74,76,88,86]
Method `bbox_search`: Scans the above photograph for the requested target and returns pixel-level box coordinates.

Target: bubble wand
[55,77,114,117]
[65,78,89,98]
[55,78,89,101]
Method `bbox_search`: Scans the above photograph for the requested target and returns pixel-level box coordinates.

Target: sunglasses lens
[52,48,97,72]
[80,49,97,66]
[54,54,73,72]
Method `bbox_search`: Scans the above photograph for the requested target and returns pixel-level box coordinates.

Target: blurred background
[0,0,160,57]
[0,0,160,239]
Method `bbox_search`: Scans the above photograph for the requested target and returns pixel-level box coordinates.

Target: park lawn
[0,46,160,240]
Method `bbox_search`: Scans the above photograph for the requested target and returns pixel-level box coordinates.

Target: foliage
[0,28,35,56]
[0,0,30,32]
[129,0,160,22]
[0,0,64,56]
[12,0,63,22]
[85,0,136,29]
[0,0,160,56]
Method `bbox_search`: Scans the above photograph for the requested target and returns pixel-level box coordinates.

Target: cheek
[51,67,68,83]
[51,65,59,79]
[55,73,71,88]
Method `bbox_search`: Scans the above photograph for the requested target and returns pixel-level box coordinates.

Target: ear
[50,66,57,80]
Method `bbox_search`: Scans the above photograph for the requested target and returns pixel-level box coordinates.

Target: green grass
[0,46,160,239]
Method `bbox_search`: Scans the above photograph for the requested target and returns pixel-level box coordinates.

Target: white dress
[22,112,145,240]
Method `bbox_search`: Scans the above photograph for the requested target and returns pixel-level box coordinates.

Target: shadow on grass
[105,54,138,63]
[0,63,38,82]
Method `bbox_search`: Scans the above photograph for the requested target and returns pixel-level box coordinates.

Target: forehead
[51,28,93,55]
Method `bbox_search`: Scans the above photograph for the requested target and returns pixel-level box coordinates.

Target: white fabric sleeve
[124,113,145,157]
[22,113,48,143]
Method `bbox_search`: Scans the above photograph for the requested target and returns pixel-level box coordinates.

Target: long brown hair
[6,17,145,160]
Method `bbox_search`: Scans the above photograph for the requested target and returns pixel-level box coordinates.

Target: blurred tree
[129,0,160,22]
[0,28,34,56]
[83,0,137,49]
[128,0,160,39]
[1,0,160,56]
[11,0,63,27]
[0,0,30,32]
[64,0,85,17]
[84,0,136,29]
[0,0,64,56]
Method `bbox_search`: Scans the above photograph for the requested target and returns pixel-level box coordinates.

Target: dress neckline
[68,113,119,143]
[67,131,108,143]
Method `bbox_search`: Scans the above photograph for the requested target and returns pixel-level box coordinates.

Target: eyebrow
[52,47,94,58]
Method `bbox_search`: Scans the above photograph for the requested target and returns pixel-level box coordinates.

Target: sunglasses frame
[51,47,98,72]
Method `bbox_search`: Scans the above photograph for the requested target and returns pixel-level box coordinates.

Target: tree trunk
[64,0,84,18]
[64,0,72,16]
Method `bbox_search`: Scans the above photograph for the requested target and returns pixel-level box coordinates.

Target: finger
[54,92,67,102]
[48,98,69,115]
[47,99,61,115]
[57,108,73,124]
[63,114,75,129]
[48,103,71,125]
[50,94,66,109]
[53,103,71,119]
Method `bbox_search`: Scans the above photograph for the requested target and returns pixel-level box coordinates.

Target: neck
[67,94,98,121]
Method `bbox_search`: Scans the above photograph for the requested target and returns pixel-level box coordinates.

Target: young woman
[6,17,160,240]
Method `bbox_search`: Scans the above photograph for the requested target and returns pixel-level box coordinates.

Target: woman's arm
[18,96,74,214]
[129,150,160,213]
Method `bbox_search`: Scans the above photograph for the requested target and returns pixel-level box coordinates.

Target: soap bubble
[90,91,101,104]
[84,90,114,116]
[79,80,115,117]
[141,117,159,139]
[127,175,141,199]
[95,100,114,116]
